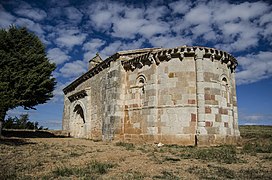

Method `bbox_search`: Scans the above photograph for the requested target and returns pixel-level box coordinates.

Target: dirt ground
[1,126,271,179]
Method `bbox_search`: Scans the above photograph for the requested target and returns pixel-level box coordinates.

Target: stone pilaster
[194,48,208,145]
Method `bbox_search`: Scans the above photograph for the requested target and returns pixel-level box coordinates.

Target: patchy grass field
[1,126,271,179]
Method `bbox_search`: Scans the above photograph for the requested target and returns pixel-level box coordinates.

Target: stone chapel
[62,46,240,146]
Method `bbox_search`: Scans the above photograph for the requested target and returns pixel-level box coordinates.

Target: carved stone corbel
[195,48,205,60]
[138,61,144,67]
[210,54,215,62]
[165,54,171,61]
[131,63,136,70]
[148,55,155,64]
[153,54,160,65]
[227,60,232,67]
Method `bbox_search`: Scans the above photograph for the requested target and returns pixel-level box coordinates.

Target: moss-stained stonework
[62,46,240,146]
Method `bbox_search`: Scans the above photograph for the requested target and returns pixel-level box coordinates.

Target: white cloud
[100,38,145,59]
[83,39,106,61]
[15,18,44,35]
[239,112,272,125]
[83,39,106,51]
[64,7,83,23]
[168,1,271,53]
[262,23,272,44]
[259,11,272,26]
[47,48,70,65]
[243,115,271,121]
[191,24,217,41]
[84,0,272,54]
[145,5,169,21]
[121,38,145,51]
[0,5,16,28]
[124,8,144,19]
[89,11,112,31]
[139,22,170,38]
[100,41,122,58]
[14,2,47,21]
[169,0,192,14]
[213,1,270,23]
[49,0,70,7]
[87,2,171,39]
[221,22,244,37]
[59,60,87,78]
[47,7,62,20]
[184,4,212,25]
[56,34,87,48]
[112,18,147,38]
[149,34,192,48]
[258,11,272,43]
[55,28,87,49]
[51,81,69,102]
[236,51,272,85]
[87,2,124,32]
[216,21,260,51]
[53,83,65,100]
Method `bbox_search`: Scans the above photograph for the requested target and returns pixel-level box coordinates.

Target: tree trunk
[0,121,2,138]
[0,107,7,138]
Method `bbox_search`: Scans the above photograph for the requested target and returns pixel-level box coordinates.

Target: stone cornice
[63,48,159,94]
[121,46,238,72]
[68,90,87,102]
[63,53,120,94]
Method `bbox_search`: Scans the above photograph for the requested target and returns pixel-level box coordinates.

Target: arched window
[221,76,230,104]
[222,77,228,86]
[136,75,146,93]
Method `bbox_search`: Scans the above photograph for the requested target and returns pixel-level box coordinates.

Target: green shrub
[153,170,180,180]
[53,166,74,177]
[90,160,115,174]
[237,168,272,179]
[188,165,235,179]
[179,145,239,164]
[240,125,272,139]
[52,161,114,178]
[243,142,272,154]
[164,156,181,162]
[119,170,146,179]
[115,142,135,150]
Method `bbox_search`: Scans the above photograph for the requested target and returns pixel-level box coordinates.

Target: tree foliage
[0,26,56,122]
[3,114,47,130]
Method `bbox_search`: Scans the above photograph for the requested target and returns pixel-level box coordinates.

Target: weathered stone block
[205,106,211,113]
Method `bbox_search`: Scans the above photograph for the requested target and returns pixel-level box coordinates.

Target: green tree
[3,114,45,130]
[0,26,56,135]
[3,116,14,129]
[16,114,28,129]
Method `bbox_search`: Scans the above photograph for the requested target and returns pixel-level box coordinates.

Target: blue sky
[1,0,271,129]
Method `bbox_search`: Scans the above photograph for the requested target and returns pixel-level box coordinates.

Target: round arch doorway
[72,104,86,138]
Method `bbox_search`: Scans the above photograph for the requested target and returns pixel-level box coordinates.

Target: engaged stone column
[195,48,208,142]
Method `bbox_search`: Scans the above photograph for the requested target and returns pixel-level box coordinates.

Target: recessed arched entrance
[71,103,86,138]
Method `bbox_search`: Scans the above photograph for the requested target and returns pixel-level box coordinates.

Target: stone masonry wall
[63,46,240,146]
[195,49,240,146]
[123,56,197,145]
[63,60,126,140]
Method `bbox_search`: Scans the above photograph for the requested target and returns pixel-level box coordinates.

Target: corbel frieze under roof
[68,90,87,102]
[121,46,237,72]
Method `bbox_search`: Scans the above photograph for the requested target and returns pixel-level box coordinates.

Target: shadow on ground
[0,138,36,146]
[2,129,68,138]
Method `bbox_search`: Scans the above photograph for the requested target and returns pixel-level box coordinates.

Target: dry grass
[1,125,271,179]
